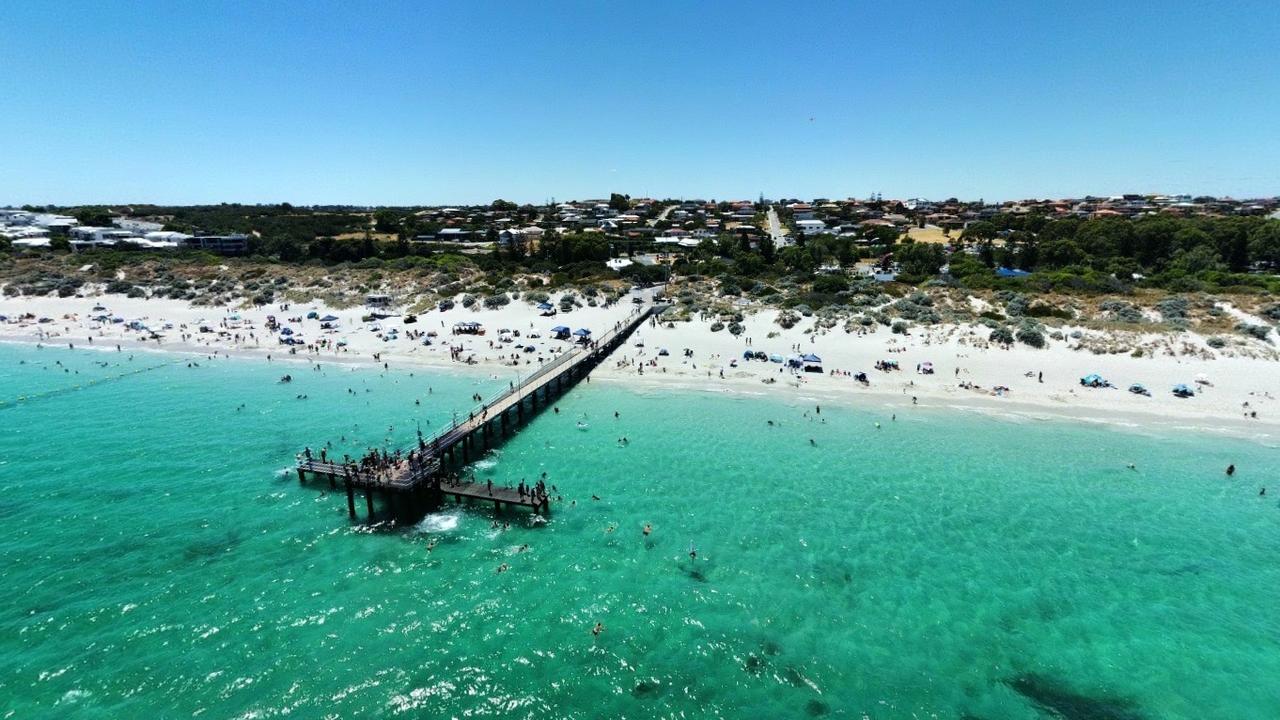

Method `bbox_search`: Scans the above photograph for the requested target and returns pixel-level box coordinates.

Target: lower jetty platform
[295,301,666,522]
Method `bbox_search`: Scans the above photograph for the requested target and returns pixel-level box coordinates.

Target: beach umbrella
[801,353,822,363]
[573,328,592,337]
[320,314,339,322]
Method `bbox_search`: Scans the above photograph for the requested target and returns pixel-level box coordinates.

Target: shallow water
[1,343,1277,719]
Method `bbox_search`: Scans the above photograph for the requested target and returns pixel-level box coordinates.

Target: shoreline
[3,293,1277,445]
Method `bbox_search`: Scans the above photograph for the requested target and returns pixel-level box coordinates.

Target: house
[796,219,827,235]
[183,234,249,254]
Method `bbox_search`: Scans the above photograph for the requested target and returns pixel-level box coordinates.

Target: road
[766,206,793,247]
[649,203,678,226]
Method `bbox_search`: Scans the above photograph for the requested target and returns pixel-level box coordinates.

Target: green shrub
[1017,325,1046,348]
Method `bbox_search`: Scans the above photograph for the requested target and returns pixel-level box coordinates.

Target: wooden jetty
[296,302,666,522]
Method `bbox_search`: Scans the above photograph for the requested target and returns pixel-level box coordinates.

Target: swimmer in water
[497,563,509,573]
[592,622,604,636]
[689,544,697,560]
[1226,464,1236,476]
[643,523,651,536]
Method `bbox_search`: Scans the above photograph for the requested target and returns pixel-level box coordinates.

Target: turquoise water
[1,342,1278,719]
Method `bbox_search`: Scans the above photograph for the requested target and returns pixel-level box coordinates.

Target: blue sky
[1,0,1277,205]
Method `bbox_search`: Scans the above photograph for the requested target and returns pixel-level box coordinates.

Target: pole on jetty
[365,487,374,519]
[297,467,305,482]
[345,477,356,519]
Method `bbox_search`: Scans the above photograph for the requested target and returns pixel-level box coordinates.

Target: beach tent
[319,314,339,322]
[1172,383,1195,397]
[573,328,592,337]
[801,353,822,363]
[1080,373,1107,387]
[306,311,319,319]
[769,354,783,363]
[279,327,294,335]
[551,325,571,339]
[801,353,824,372]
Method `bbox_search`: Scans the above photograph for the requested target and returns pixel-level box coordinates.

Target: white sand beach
[3,292,1278,443]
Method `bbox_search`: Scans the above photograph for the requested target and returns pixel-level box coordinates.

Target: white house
[796,219,827,235]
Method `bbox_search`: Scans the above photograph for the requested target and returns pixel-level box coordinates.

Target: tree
[1247,220,1280,266]
[947,252,987,278]
[608,193,631,212]
[758,234,776,264]
[961,221,996,242]
[1172,245,1223,274]
[895,243,944,277]
[373,210,401,233]
[74,207,113,227]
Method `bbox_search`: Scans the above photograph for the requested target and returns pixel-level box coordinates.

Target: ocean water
[1,342,1278,719]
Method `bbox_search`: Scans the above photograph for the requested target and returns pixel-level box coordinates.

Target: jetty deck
[296,301,666,520]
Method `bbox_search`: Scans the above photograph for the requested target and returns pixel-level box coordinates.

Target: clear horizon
[2,0,1277,206]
